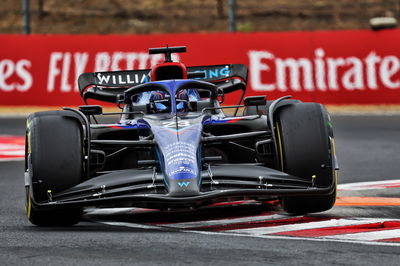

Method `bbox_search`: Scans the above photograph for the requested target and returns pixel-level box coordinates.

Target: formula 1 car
[24,46,338,226]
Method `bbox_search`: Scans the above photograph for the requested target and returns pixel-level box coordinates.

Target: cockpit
[134,88,201,113]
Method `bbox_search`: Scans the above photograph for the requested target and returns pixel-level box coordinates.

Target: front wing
[27,164,336,210]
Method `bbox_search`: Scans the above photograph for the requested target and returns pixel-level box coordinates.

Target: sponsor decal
[2,30,400,105]
[194,66,230,80]
[96,72,148,86]
[249,48,400,92]
[160,120,194,135]
[177,181,190,188]
[162,120,191,129]
[0,59,32,92]
[46,52,165,92]
[203,117,244,125]
[164,142,197,180]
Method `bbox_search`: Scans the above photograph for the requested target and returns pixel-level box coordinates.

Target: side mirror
[79,105,103,115]
[197,89,211,98]
[219,79,246,94]
[244,96,266,106]
[82,87,119,104]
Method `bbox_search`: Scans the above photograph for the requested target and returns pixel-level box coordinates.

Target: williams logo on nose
[178,182,190,187]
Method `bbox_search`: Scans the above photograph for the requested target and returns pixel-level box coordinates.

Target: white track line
[0,151,24,156]
[224,218,390,235]
[184,227,400,247]
[94,218,400,247]
[158,214,294,229]
[101,221,166,230]
[94,220,400,247]
[338,179,400,190]
[0,157,24,162]
[323,229,400,241]
[0,137,24,162]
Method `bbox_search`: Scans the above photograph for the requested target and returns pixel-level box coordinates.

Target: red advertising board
[1,29,400,106]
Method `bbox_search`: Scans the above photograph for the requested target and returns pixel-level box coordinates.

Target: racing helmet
[176,90,189,112]
[149,90,190,113]
[149,91,170,113]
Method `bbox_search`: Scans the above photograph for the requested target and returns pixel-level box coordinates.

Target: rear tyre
[25,112,84,226]
[276,103,337,214]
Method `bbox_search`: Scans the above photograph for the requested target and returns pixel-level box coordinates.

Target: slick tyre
[25,111,84,226]
[276,103,337,214]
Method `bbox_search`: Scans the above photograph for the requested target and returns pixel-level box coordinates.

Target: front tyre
[276,103,338,214]
[25,111,84,226]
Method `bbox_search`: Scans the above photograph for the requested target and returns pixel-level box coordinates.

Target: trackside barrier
[1,29,400,106]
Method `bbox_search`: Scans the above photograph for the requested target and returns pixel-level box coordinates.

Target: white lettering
[365,51,381,90]
[150,54,164,67]
[74,53,89,91]
[248,50,275,91]
[276,58,314,91]
[118,75,126,84]
[342,57,364,90]
[15,60,32,92]
[60,52,71,92]
[97,73,110,84]
[0,59,15,92]
[127,74,134,83]
[95,52,110,72]
[0,59,33,92]
[126,53,138,70]
[247,49,400,92]
[380,56,400,89]
[94,52,172,72]
[327,57,345,90]
[47,52,63,92]
[171,54,180,64]
[111,52,125,71]
[315,48,326,91]
[138,53,149,69]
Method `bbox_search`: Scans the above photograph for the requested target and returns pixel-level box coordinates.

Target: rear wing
[78,64,248,94]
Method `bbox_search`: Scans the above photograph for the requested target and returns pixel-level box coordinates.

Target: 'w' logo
[178,182,190,187]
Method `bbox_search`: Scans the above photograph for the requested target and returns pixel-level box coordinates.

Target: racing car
[24,46,338,226]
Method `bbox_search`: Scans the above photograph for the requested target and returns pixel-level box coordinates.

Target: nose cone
[163,139,201,196]
[165,148,201,196]
[168,177,200,197]
[151,120,203,196]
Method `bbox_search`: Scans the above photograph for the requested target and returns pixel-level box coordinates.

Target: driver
[150,91,169,113]
[136,89,200,113]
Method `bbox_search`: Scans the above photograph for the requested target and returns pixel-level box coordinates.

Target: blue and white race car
[25,46,338,226]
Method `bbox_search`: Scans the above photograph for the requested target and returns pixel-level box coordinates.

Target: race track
[1,115,400,265]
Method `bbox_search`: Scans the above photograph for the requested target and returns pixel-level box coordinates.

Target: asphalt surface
[1,115,400,265]
[333,115,400,184]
